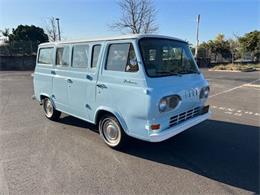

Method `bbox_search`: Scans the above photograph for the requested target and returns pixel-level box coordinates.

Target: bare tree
[45,17,60,42]
[110,0,158,34]
[0,28,10,37]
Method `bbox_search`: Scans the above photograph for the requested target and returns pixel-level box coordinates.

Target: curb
[208,69,241,72]
[209,69,258,73]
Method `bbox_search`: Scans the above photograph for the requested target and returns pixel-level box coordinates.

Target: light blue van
[33,34,210,148]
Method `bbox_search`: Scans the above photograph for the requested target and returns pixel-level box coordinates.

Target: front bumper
[149,110,211,142]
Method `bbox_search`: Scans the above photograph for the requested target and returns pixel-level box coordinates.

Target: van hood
[147,73,208,93]
[146,73,209,117]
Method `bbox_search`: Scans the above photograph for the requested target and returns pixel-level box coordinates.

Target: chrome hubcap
[101,119,120,145]
[44,99,53,117]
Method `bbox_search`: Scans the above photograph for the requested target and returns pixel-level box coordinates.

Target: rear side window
[91,45,101,68]
[56,46,70,66]
[72,44,89,68]
[106,43,138,72]
[38,48,53,64]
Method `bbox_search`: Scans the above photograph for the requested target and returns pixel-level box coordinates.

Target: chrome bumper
[149,111,211,142]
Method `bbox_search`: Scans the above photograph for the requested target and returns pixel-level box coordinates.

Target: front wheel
[42,98,61,121]
[99,115,128,149]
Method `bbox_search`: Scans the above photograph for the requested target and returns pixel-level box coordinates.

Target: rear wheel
[99,114,127,149]
[42,98,61,121]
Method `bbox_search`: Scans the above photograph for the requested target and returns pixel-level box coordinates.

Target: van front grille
[169,107,201,127]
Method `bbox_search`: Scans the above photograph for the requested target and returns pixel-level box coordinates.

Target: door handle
[96,84,107,89]
[86,74,93,80]
[67,79,73,84]
[51,70,56,75]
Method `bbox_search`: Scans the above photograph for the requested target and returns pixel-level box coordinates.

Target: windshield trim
[138,37,199,78]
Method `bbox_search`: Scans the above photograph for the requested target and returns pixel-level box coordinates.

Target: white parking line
[211,105,260,118]
[209,79,260,98]
[243,83,260,88]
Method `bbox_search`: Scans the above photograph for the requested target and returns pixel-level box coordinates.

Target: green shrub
[211,63,259,72]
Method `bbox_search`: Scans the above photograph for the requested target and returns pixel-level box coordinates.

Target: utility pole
[56,18,61,41]
[195,14,200,60]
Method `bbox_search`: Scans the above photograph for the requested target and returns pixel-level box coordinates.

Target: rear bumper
[149,111,211,142]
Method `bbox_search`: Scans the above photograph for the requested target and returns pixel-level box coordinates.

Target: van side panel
[34,65,54,101]
[67,69,90,120]
[34,46,55,102]
[94,40,150,140]
[52,68,70,111]
[83,43,105,123]
[96,73,150,139]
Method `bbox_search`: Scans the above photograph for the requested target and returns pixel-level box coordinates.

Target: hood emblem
[184,88,199,98]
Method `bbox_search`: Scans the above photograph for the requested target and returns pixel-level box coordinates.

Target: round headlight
[200,86,210,99]
[159,95,181,112]
[159,98,167,112]
[168,95,181,109]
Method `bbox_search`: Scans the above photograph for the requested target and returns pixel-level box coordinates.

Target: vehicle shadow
[59,116,259,193]
[59,114,98,132]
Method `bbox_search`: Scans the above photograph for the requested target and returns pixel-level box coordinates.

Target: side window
[126,44,139,72]
[38,48,53,64]
[72,44,89,68]
[91,45,101,68]
[56,46,70,66]
[106,43,138,72]
[149,49,156,61]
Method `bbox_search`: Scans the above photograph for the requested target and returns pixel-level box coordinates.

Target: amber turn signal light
[151,124,160,130]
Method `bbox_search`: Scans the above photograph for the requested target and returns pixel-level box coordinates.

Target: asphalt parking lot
[0,69,259,194]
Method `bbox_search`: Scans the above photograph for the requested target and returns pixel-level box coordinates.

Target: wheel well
[39,95,48,104]
[40,95,48,101]
[95,110,128,133]
[95,110,116,125]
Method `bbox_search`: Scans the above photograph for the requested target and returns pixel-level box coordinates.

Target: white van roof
[39,34,187,46]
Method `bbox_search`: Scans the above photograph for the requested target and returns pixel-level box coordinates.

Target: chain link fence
[196,50,258,67]
[0,41,258,69]
[0,41,39,56]
[0,41,39,70]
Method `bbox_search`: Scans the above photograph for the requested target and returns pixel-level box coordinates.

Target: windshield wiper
[178,70,200,74]
[156,71,182,76]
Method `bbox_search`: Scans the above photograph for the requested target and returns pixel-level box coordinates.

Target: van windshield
[139,38,199,77]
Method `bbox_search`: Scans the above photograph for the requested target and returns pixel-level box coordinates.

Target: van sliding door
[52,45,70,112]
